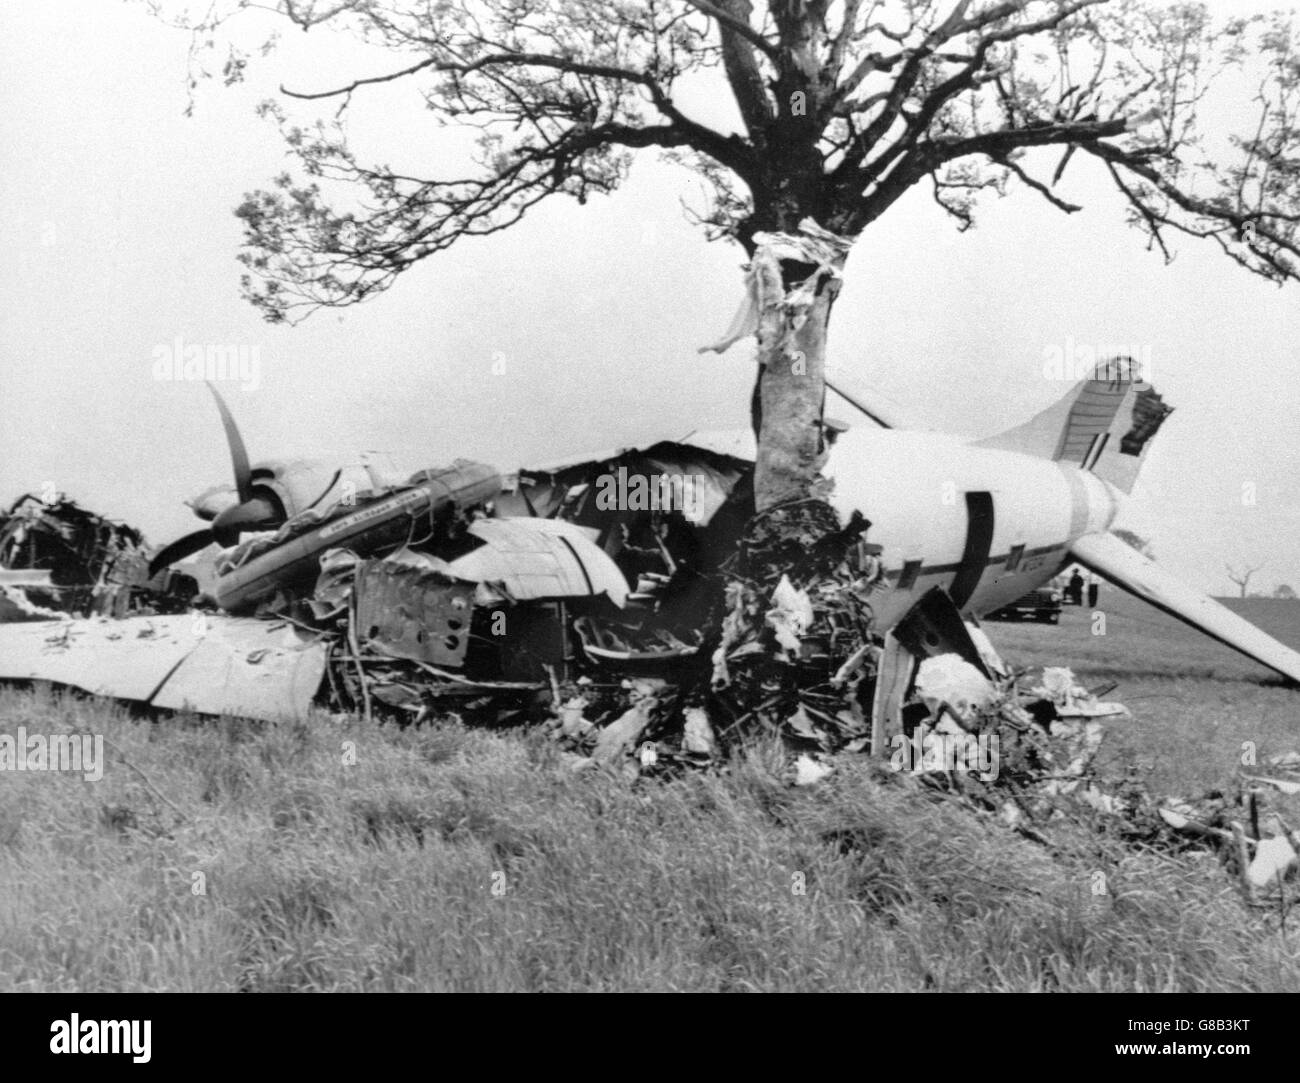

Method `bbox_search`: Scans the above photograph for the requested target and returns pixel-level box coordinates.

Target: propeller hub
[212,494,283,547]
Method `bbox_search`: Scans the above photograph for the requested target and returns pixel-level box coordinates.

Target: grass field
[986,592,1300,796]
[0,594,1297,992]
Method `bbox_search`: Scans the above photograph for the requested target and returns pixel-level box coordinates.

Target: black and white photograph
[1,0,1298,1035]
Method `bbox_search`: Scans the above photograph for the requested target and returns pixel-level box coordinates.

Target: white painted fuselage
[824,427,1124,629]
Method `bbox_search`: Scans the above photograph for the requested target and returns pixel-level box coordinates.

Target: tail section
[975,357,1173,493]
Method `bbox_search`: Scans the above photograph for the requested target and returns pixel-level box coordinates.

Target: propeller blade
[148,529,216,578]
[205,381,253,503]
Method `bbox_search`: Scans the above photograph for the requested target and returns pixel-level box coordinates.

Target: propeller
[148,382,285,578]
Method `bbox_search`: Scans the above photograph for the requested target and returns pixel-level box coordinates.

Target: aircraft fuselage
[824,427,1122,628]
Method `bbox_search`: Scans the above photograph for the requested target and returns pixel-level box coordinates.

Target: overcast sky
[2,0,1297,596]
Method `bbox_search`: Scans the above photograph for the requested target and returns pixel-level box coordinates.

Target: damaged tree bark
[754,259,838,512]
[705,218,856,582]
[694,219,878,749]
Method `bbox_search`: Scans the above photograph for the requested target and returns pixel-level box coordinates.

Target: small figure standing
[1067,569,1085,606]
[1087,576,1100,609]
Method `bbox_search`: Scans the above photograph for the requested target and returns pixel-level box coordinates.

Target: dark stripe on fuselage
[881,541,1067,581]
[949,491,995,609]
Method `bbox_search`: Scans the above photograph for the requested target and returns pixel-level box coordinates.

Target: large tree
[173,0,1300,530]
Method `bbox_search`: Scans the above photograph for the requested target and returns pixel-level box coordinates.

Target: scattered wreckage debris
[0,387,1294,903]
[0,493,194,618]
[1,474,1295,913]
[865,654,1300,915]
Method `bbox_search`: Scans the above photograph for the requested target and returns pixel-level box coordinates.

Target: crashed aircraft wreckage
[0,493,195,621]
[1,361,1298,730]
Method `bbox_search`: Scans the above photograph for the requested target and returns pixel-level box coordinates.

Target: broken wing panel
[1070,531,1300,684]
[150,618,326,721]
[0,614,325,721]
[450,518,629,606]
[0,616,200,701]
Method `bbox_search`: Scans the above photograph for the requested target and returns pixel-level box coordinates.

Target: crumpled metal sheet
[354,560,476,666]
[0,614,326,722]
[447,518,628,606]
[517,439,751,523]
[699,218,854,355]
[0,494,151,617]
[150,618,326,721]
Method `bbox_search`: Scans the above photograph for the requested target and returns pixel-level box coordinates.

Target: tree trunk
[752,268,839,512]
[743,220,851,516]
[703,221,873,752]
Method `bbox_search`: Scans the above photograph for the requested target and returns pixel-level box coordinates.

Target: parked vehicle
[986,585,1063,623]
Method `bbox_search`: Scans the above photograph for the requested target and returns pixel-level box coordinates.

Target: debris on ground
[0,465,1293,916]
[869,653,1300,915]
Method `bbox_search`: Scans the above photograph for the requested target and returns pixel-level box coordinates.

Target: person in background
[1067,569,1085,606]
[1087,575,1100,609]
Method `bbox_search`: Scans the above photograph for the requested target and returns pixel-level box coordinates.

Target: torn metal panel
[870,631,914,752]
[447,518,629,606]
[890,587,993,679]
[572,615,699,663]
[354,560,476,666]
[0,614,325,722]
[518,440,751,529]
[0,615,200,701]
[1120,386,1173,455]
[0,494,151,617]
[698,219,853,355]
[149,618,327,721]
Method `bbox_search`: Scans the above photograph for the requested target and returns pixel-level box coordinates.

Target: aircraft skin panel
[150,618,327,721]
[827,428,1090,626]
[450,518,630,607]
[1070,531,1300,684]
[0,615,329,720]
[0,615,199,702]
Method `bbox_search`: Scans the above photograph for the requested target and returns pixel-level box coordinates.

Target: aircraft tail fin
[974,357,1172,493]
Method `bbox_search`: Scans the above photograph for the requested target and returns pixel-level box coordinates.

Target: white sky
[1,0,1297,596]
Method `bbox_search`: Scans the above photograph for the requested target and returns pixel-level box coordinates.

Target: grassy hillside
[2,588,1298,991]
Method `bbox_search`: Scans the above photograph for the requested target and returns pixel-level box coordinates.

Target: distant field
[0,592,1297,992]
[985,592,1300,795]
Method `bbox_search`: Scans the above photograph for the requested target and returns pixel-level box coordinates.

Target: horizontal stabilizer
[1070,531,1300,684]
[824,366,913,429]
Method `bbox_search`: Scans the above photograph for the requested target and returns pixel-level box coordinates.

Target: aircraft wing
[1069,531,1300,684]
[824,365,913,429]
[0,614,328,721]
